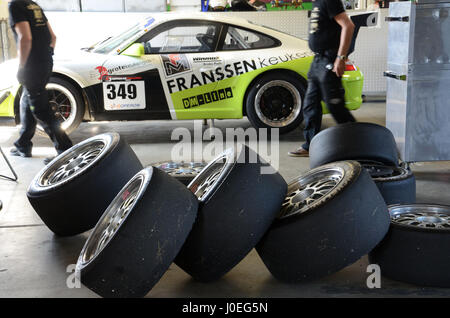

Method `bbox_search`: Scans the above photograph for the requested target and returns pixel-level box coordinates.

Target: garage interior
[1,0,450,298]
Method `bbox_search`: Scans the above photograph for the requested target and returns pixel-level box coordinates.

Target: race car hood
[53,50,109,87]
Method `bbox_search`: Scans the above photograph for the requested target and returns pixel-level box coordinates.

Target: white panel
[81,0,124,12]
[35,0,81,12]
[170,0,202,11]
[125,0,167,12]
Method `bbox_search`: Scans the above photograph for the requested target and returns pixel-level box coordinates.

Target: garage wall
[0,0,17,62]
[169,0,202,12]
[35,0,167,12]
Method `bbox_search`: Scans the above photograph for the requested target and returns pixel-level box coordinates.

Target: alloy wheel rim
[279,167,345,218]
[189,155,228,201]
[39,141,106,186]
[363,164,406,179]
[390,204,450,230]
[81,175,144,264]
[155,161,207,176]
[46,83,77,131]
[255,80,302,128]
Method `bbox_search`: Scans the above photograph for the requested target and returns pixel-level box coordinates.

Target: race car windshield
[92,23,143,54]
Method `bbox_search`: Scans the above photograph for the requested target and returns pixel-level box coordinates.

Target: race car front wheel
[246,72,305,134]
[22,77,85,135]
[45,77,85,134]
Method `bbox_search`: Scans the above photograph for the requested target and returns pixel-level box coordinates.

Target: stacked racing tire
[369,204,450,288]
[76,167,199,297]
[27,133,142,236]
[175,145,288,282]
[309,122,416,205]
[256,161,390,282]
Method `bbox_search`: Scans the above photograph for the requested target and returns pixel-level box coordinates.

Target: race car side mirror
[122,43,145,57]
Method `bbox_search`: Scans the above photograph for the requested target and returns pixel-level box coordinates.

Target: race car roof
[141,12,282,36]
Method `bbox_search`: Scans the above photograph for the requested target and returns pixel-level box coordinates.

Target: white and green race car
[0,13,364,134]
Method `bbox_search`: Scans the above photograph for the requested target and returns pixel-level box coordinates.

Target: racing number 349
[106,83,137,100]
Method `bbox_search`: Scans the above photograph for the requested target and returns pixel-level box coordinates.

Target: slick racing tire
[175,145,287,282]
[256,161,390,283]
[152,161,207,186]
[309,122,399,168]
[27,133,143,236]
[246,72,306,134]
[76,167,199,298]
[363,163,416,205]
[369,204,450,288]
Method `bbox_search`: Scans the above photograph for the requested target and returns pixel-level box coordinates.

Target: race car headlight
[0,91,10,104]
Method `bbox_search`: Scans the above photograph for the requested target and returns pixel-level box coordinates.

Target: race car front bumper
[0,87,16,117]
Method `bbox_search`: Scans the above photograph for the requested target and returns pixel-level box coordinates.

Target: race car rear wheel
[246,72,305,134]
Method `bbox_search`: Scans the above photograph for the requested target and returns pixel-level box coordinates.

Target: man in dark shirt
[8,0,72,164]
[288,0,356,157]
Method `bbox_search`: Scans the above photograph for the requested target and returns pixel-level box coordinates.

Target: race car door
[135,20,233,120]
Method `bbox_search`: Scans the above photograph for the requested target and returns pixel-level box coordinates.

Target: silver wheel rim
[279,167,345,218]
[363,164,408,180]
[254,80,302,128]
[189,155,228,201]
[80,175,145,264]
[390,204,450,230]
[155,161,207,177]
[39,140,106,186]
[45,83,78,131]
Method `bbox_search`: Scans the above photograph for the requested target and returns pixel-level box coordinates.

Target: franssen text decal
[167,52,312,94]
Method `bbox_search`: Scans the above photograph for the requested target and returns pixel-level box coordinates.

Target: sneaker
[10,147,32,158]
[43,157,55,165]
[288,148,309,157]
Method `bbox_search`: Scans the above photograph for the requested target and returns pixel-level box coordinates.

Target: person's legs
[319,62,356,124]
[12,87,37,156]
[28,61,73,155]
[29,87,72,154]
[288,59,323,157]
[301,78,323,151]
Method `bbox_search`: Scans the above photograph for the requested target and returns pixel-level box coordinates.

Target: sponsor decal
[144,18,155,28]
[96,66,110,81]
[192,57,221,63]
[94,62,148,81]
[167,52,313,94]
[182,87,233,109]
[161,54,191,77]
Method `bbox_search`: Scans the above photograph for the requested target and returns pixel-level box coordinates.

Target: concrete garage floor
[0,101,450,298]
